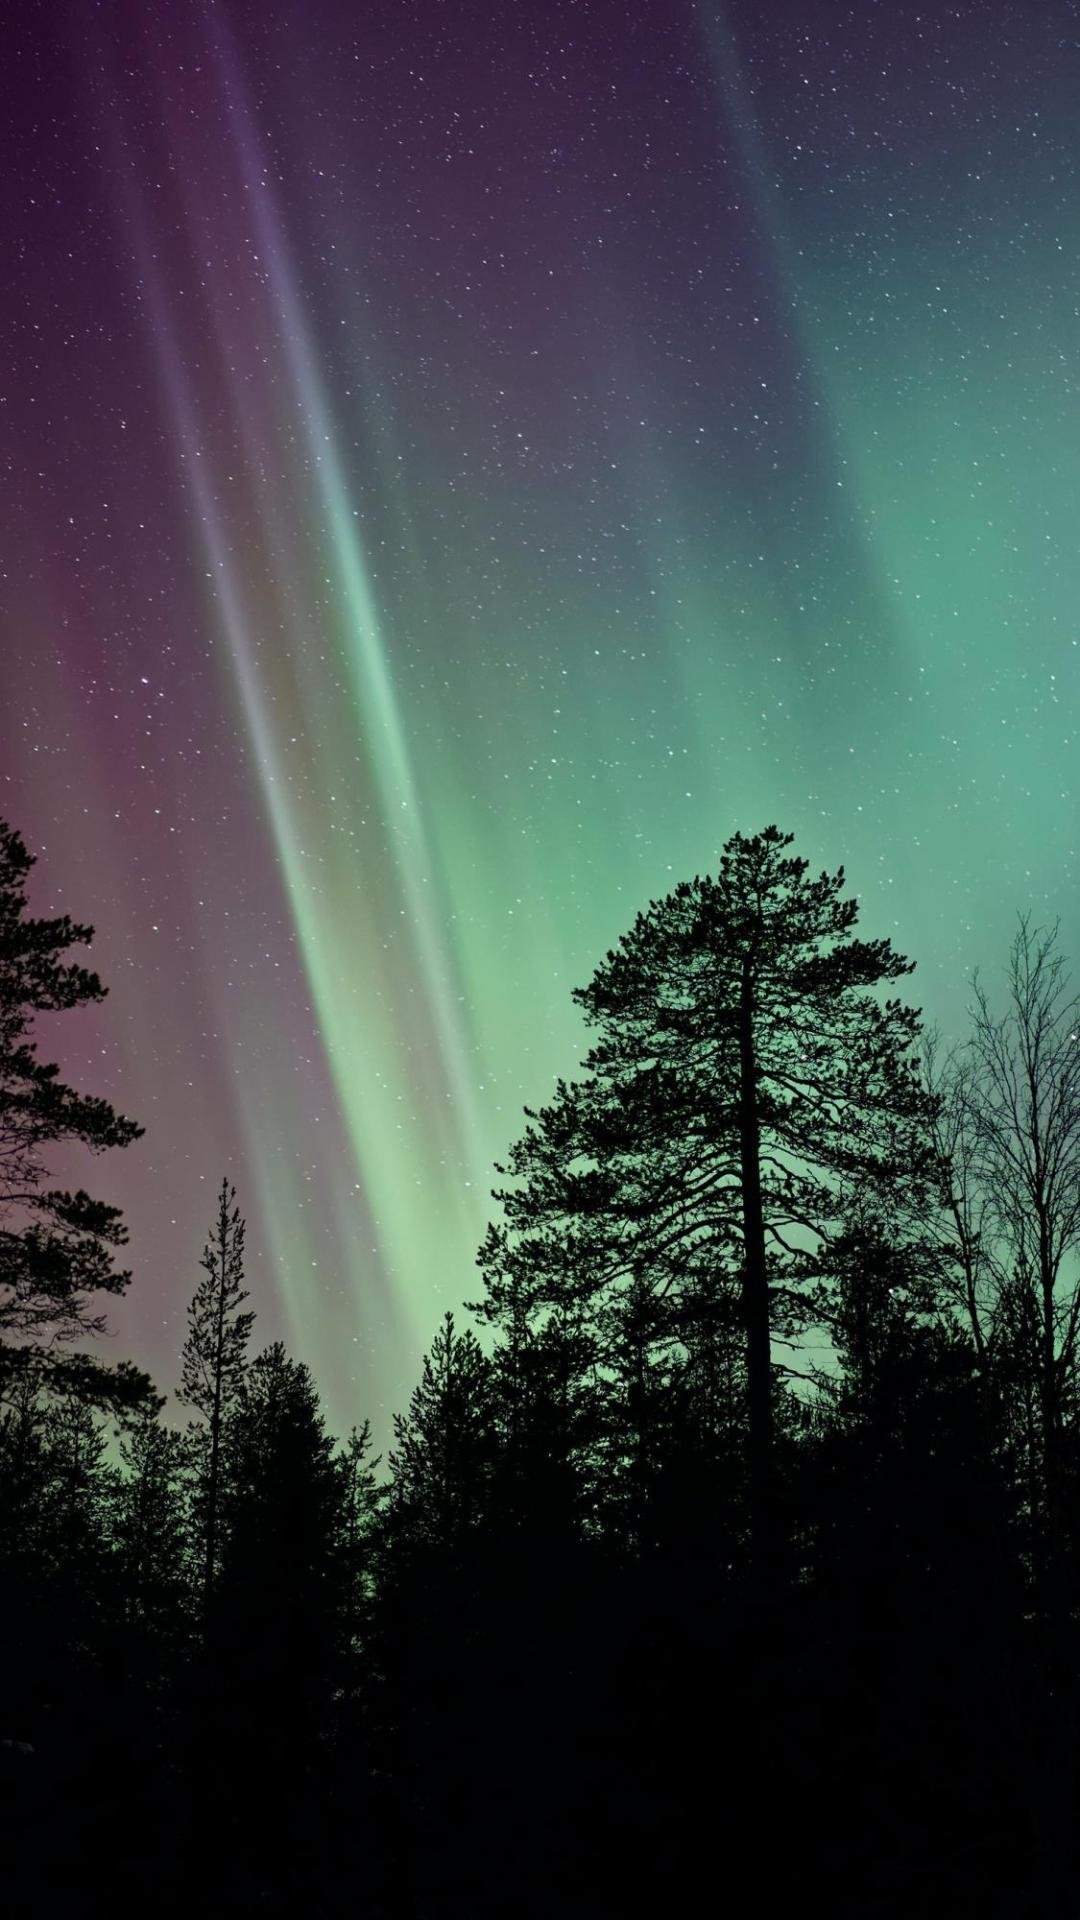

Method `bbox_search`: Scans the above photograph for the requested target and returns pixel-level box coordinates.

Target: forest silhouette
[3,814,1080,1915]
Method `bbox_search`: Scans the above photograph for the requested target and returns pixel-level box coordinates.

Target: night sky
[2,0,1078,1435]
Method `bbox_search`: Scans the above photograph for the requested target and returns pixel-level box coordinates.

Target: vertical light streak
[95,17,499,1382]
[210,26,487,1181]
[115,159,424,1367]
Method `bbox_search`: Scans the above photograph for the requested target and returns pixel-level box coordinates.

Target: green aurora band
[1,1,1076,1430]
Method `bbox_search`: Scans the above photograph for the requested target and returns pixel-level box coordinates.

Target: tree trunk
[738,952,773,1574]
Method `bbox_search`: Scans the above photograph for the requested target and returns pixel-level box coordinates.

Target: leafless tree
[963,919,1080,1527]
[923,1031,998,1372]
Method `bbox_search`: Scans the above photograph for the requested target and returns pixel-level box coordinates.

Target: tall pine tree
[478,826,934,1567]
[387,1311,493,1556]
[178,1178,253,1623]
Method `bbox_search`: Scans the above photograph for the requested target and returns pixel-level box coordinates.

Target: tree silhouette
[924,1032,1001,1370]
[387,1310,494,1555]
[0,820,149,1412]
[177,1178,253,1623]
[218,1342,342,1666]
[212,1342,346,1898]
[112,1400,188,1657]
[803,1219,1030,1903]
[478,826,933,1567]
[0,1394,118,1818]
[965,920,1080,1553]
[336,1418,382,1652]
[8,801,1080,1912]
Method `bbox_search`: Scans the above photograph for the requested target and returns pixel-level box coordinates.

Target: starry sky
[2,0,1078,1435]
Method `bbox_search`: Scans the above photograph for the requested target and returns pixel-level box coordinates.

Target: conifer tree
[487,1307,598,1549]
[0,1391,124,1824]
[184,1341,347,1901]
[0,1385,53,1734]
[0,819,150,1411]
[16,1398,117,1730]
[478,826,934,1567]
[216,1343,343,1746]
[219,1341,341,1619]
[387,1311,494,1554]
[178,1178,253,1621]
[337,1419,383,1647]
[112,1401,188,1655]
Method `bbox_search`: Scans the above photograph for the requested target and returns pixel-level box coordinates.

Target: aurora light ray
[2,0,1077,1434]
[88,77,426,1391]
[118,174,408,1367]
[105,43,486,1372]
[210,22,488,1173]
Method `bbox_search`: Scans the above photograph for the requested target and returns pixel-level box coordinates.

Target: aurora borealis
[2,0,1077,1434]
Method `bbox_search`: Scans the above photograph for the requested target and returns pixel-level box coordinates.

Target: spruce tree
[337,1420,383,1650]
[193,1343,346,1904]
[218,1341,342,1660]
[0,819,149,1411]
[387,1311,493,1555]
[178,1178,253,1622]
[6,1397,118,1745]
[112,1401,188,1656]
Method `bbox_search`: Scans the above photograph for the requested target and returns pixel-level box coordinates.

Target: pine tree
[112,1400,188,1655]
[488,1306,598,1550]
[478,826,934,1568]
[215,1343,344,1758]
[0,1385,53,1735]
[0,819,150,1411]
[182,1342,346,1905]
[337,1419,383,1650]
[387,1311,494,1555]
[2,1396,118,1742]
[218,1342,342,1647]
[177,1178,253,1622]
